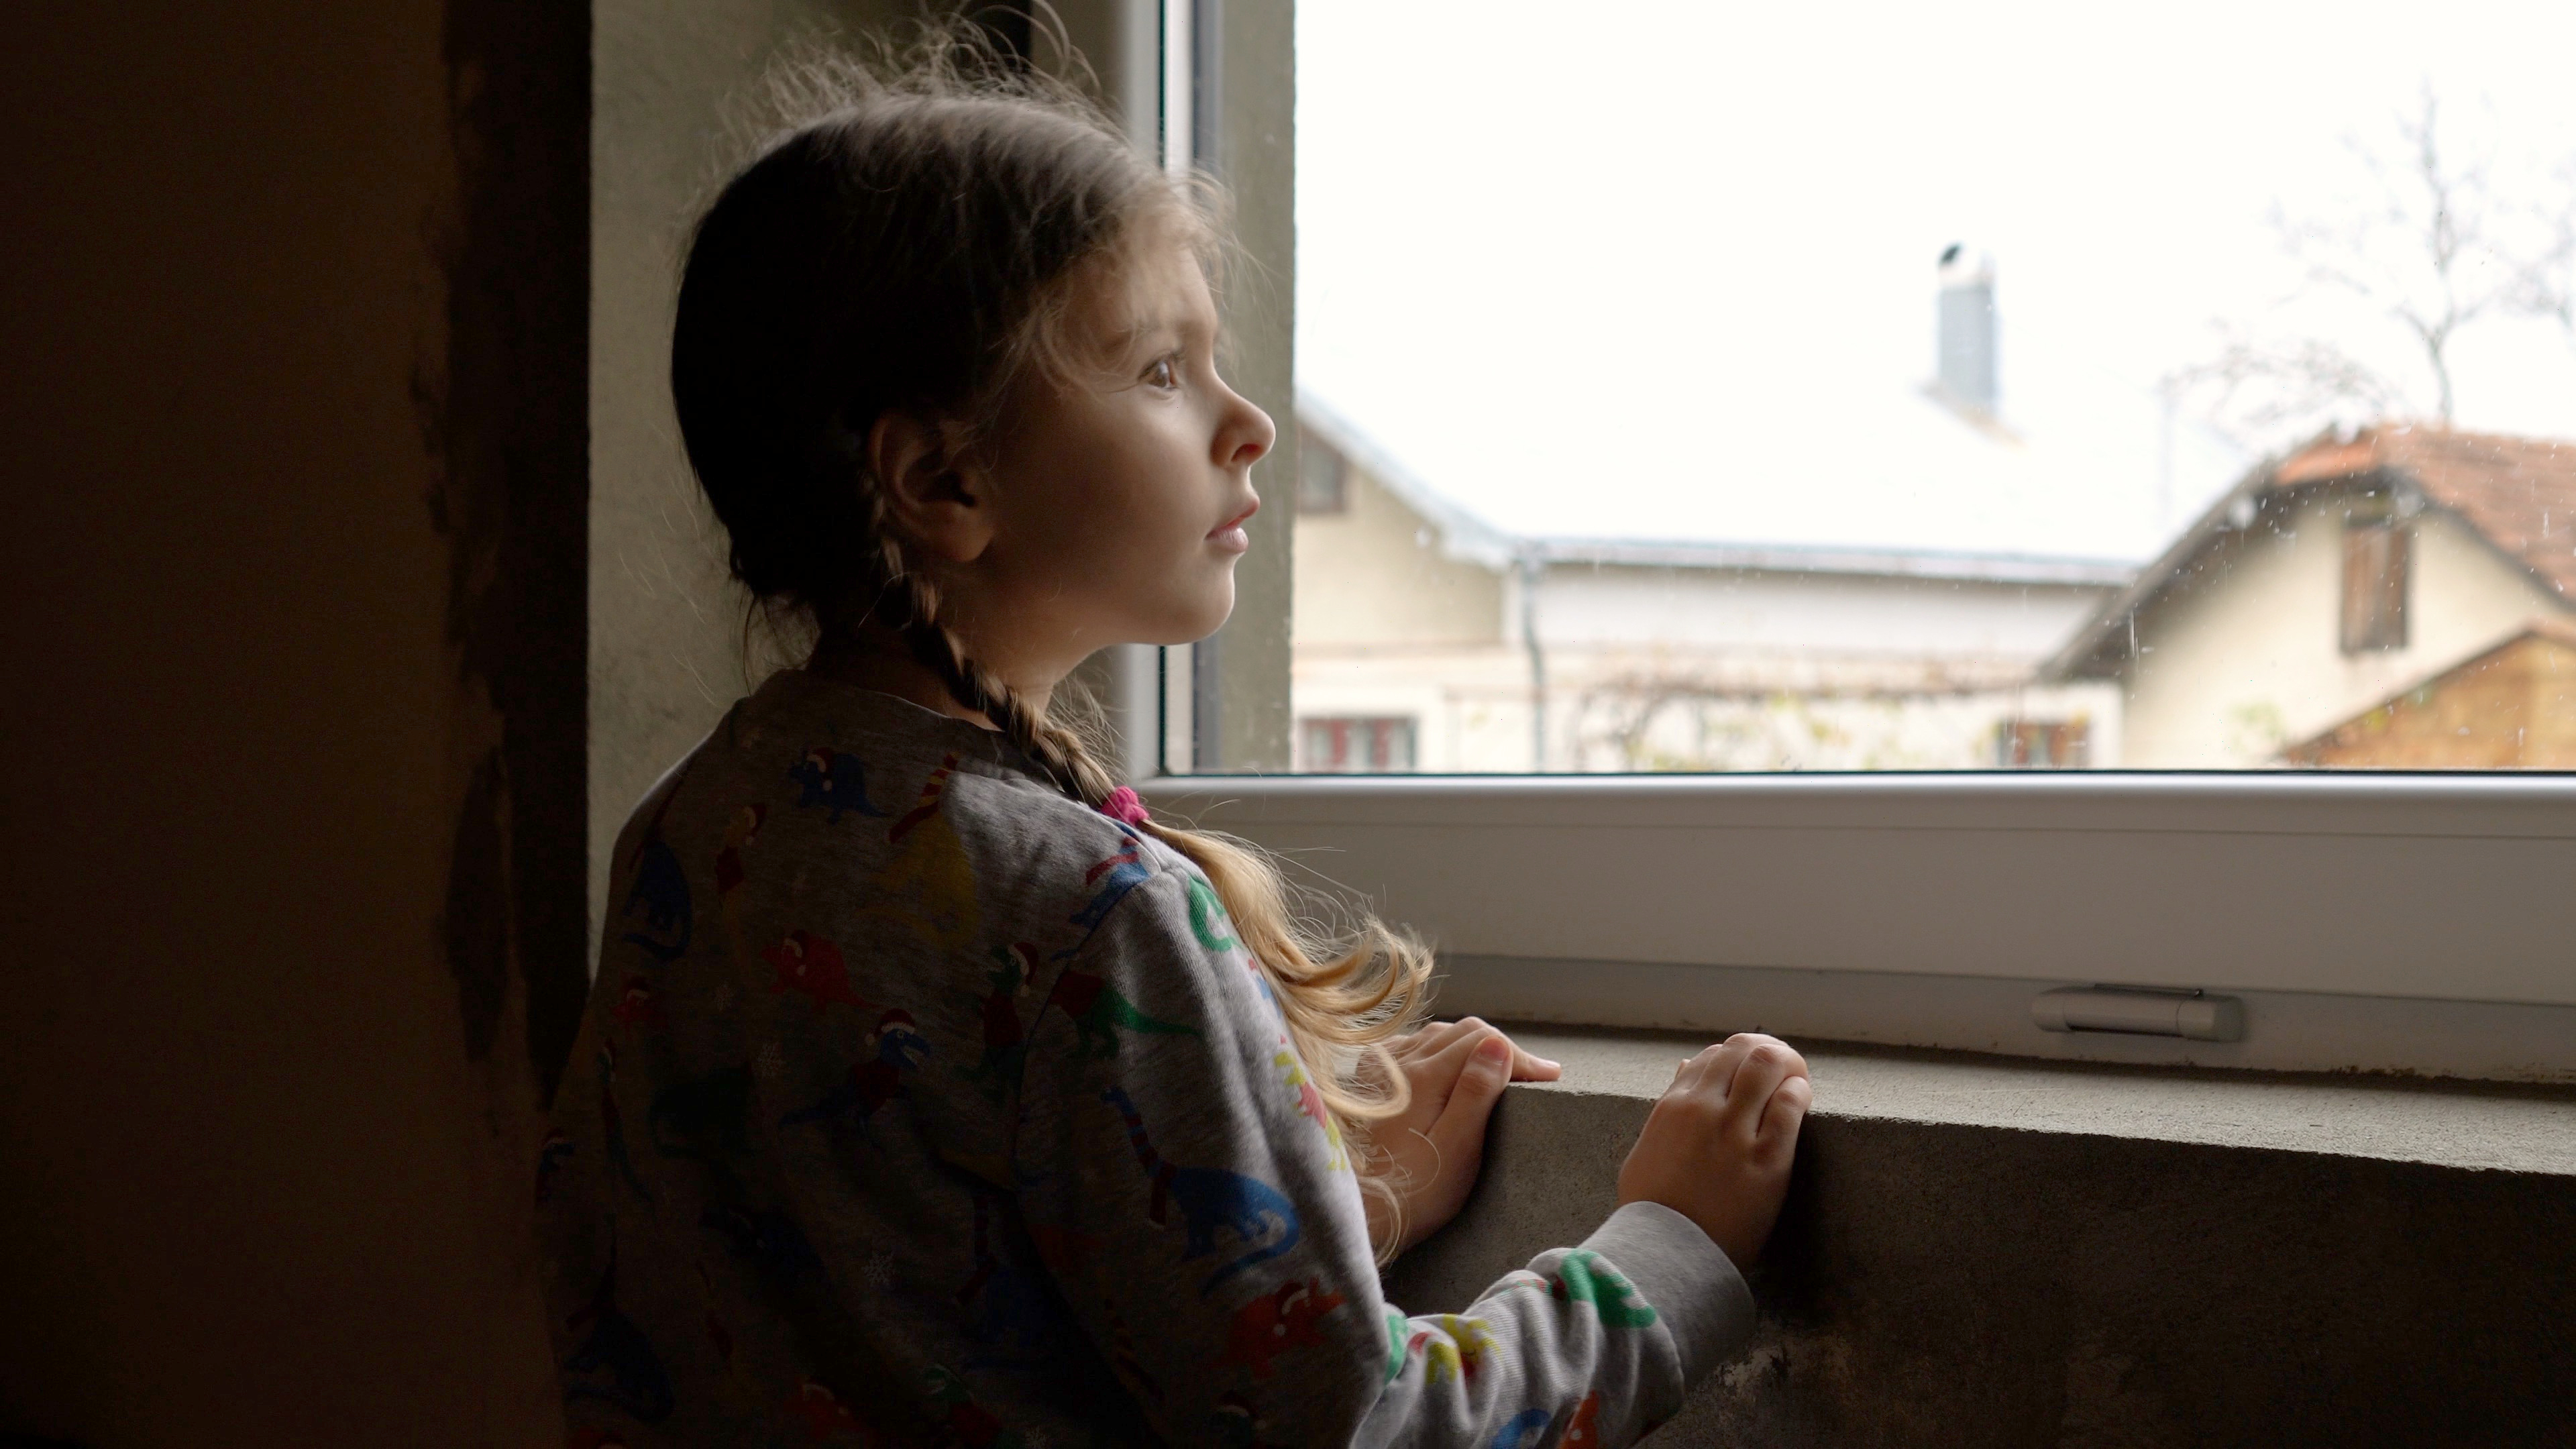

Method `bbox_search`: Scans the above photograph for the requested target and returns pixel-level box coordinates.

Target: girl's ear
[867,410,998,565]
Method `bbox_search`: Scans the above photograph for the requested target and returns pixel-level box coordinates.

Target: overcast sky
[1294,0,2576,560]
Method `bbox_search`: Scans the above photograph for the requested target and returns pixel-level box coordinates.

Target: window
[1125,0,2576,1081]
[1220,2,2576,777]
[2341,516,2412,654]
[1298,716,1415,773]
[1994,718,2090,769]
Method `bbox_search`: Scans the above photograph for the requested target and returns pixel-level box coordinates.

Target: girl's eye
[1145,356,1179,390]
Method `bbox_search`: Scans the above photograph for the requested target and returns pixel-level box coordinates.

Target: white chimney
[1935,243,1998,418]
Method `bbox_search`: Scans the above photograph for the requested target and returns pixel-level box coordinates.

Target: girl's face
[948,226,1275,686]
[937,229,1277,686]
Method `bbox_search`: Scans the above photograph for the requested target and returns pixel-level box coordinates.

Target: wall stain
[417,0,592,1102]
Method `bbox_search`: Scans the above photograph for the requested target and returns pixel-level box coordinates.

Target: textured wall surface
[1385,1034,2576,1448]
[1,0,586,1440]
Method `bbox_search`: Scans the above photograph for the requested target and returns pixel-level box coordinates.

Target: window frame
[1138,767,2576,1080]
[1107,0,2575,1081]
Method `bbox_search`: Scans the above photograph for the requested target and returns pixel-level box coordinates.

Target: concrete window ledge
[1382,1027,2576,1448]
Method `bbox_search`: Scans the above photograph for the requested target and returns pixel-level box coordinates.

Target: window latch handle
[2033,985,2245,1042]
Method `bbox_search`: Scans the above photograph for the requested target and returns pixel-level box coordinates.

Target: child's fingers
[1694,1035,1761,1099]
[1403,1016,1486,1059]
[1428,1032,1513,1159]
[1413,1022,1506,1089]
[1501,1034,1561,1081]
[1759,1071,1813,1150]
[1718,1040,1802,1142]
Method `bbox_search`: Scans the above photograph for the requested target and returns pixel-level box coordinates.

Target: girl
[540,30,1811,1447]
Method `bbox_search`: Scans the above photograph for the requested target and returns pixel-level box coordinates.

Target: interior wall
[1,0,587,1441]
[588,0,914,950]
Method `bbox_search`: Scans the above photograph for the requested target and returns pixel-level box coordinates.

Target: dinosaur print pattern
[1272,1049,1346,1171]
[922,1364,1024,1449]
[1383,1309,1413,1383]
[1059,827,1152,957]
[621,839,694,963]
[777,1011,930,1144]
[1185,875,1237,953]
[1415,1314,1499,1385]
[540,674,1743,1445]
[786,747,885,823]
[611,975,663,1030]
[956,944,1038,1102]
[1102,1085,1303,1295]
[784,1379,867,1440]
[763,929,875,1015]
[862,756,979,951]
[1216,1278,1345,1379]
[1560,1391,1605,1446]
[1543,1251,1660,1330]
[1490,1408,1553,1449]
[1042,965,1199,1059]
[1488,1391,1603,1449]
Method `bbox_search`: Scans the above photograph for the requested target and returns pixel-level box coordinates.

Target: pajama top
[539,670,1756,1446]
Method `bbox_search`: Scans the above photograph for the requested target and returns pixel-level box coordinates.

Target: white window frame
[1140,770,2576,1081]
[1099,0,2576,1083]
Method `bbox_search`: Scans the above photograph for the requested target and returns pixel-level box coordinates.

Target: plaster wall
[589,0,913,951]
[1295,466,1511,648]
[1386,1032,2576,1447]
[2122,498,2571,765]
[2,0,587,1440]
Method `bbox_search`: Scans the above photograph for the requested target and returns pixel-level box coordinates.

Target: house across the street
[1289,394,2132,772]
[2041,426,2576,767]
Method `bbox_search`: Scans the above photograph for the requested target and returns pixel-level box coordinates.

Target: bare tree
[2176,85,2526,445]
[2511,156,2576,351]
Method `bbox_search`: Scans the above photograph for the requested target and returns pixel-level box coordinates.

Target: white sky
[1295,0,2576,561]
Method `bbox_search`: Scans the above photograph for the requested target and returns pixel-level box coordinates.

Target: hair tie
[1097,786,1150,827]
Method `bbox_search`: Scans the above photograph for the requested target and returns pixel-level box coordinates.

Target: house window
[2341,520,2411,654]
[1297,434,1348,515]
[1995,719,2090,769]
[1299,716,1415,772]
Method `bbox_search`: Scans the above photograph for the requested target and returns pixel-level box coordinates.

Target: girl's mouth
[1208,500,1258,553]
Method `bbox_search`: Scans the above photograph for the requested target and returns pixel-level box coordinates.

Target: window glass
[1276,0,2576,773]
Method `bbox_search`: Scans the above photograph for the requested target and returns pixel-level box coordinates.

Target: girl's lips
[1207,499,1259,551]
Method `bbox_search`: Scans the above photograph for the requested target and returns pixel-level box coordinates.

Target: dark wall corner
[426,0,595,1104]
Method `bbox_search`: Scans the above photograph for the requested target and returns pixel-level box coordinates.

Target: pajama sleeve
[1010,863,1756,1447]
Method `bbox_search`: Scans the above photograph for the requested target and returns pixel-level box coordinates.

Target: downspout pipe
[1520,545,1548,770]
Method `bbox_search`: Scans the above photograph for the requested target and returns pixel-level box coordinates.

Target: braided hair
[670,25,1436,1259]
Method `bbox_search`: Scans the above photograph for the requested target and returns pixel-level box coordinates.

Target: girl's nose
[1221,388,1275,469]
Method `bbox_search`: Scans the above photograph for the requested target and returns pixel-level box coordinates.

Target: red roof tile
[2279,425,2576,600]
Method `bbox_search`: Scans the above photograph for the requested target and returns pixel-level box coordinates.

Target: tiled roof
[2040,423,2576,681]
[2300,426,2576,601]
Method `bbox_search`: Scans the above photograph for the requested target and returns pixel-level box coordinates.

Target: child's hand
[1357,1018,1561,1257]
[1615,1034,1811,1269]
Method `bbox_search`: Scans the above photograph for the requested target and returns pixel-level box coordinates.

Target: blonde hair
[670,20,1436,1258]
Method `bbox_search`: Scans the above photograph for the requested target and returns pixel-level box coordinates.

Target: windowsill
[1385,1025,2576,1444]
[1498,1025,2576,1176]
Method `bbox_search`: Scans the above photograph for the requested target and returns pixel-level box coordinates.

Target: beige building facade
[1291,397,2128,772]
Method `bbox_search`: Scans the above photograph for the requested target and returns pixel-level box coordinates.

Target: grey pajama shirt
[540,671,1755,1446]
